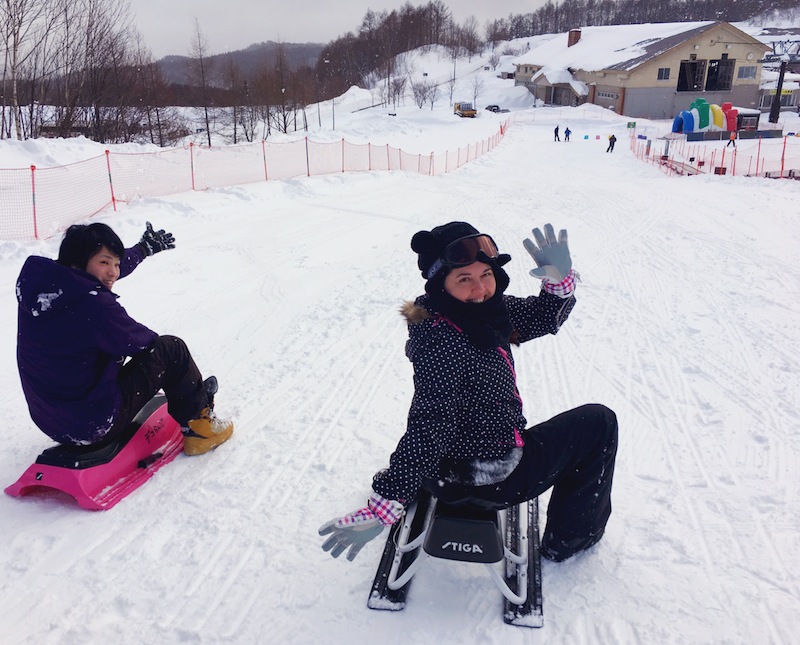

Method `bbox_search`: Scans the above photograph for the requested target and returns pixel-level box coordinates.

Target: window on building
[597,91,619,100]
[705,59,735,91]
[657,67,670,80]
[760,92,797,109]
[738,65,757,80]
[677,59,707,92]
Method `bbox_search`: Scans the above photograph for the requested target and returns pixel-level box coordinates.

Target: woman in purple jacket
[320,222,617,563]
[16,222,233,455]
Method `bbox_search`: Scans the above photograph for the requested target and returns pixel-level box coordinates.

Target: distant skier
[606,134,617,152]
[554,125,560,142]
[727,130,737,148]
[319,222,618,563]
[15,222,234,455]
[564,127,571,142]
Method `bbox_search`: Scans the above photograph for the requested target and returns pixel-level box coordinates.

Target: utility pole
[761,41,800,124]
[769,60,788,124]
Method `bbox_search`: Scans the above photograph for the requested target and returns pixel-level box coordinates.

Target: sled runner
[368,491,543,627]
[5,395,182,510]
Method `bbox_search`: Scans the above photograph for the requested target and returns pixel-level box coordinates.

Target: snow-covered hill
[1,35,799,645]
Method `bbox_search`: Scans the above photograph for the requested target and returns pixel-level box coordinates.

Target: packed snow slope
[1,102,799,644]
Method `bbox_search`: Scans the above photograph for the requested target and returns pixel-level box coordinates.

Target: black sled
[367,490,543,627]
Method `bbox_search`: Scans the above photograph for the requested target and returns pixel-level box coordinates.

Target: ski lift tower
[760,40,800,123]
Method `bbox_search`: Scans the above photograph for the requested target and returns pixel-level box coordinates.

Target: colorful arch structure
[672,100,738,134]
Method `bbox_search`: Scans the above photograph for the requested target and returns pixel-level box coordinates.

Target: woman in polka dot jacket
[320,222,618,563]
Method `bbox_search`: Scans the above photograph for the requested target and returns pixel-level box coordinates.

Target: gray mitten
[319,518,384,561]
[523,223,572,283]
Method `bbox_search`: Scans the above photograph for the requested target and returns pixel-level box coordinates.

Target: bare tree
[411,78,431,108]
[1,0,57,139]
[190,18,213,146]
[271,42,293,134]
[389,75,406,110]
[427,84,439,111]
[471,76,484,106]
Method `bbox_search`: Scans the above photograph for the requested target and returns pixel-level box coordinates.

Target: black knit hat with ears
[411,221,478,278]
[410,221,511,281]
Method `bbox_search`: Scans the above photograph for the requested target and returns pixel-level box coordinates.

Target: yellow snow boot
[182,407,233,456]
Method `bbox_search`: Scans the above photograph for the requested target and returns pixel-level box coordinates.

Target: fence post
[262,139,269,181]
[105,150,117,211]
[780,135,787,179]
[386,143,390,170]
[30,165,39,241]
[189,142,196,191]
[756,138,761,176]
[305,137,310,177]
[368,143,372,171]
[341,138,345,173]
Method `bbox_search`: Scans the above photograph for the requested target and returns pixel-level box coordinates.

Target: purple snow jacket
[16,247,157,445]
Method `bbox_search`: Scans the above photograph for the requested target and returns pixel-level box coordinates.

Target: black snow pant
[432,404,618,554]
[100,335,209,446]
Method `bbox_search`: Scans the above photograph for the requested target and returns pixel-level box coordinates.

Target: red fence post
[780,136,787,179]
[262,139,269,181]
[105,150,117,211]
[305,136,310,177]
[30,165,39,241]
[341,138,345,173]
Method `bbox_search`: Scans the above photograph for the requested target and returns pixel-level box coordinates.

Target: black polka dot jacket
[371,289,576,504]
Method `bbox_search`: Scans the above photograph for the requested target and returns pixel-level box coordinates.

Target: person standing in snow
[606,134,617,152]
[727,130,737,148]
[319,222,618,563]
[16,222,233,455]
[554,125,560,142]
[564,127,572,142]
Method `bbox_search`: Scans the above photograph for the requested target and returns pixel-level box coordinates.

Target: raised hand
[523,223,571,283]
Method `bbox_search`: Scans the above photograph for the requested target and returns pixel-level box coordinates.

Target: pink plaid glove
[542,268,579,298]
[319,493,405,561]
[337,493,405,527]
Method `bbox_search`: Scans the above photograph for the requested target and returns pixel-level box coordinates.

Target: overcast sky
[128,0,545,58]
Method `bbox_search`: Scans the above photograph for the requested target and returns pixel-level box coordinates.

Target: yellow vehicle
[454,102,477,118]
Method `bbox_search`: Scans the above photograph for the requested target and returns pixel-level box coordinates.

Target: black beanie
[410,221,510,280]
[410,221,480,279]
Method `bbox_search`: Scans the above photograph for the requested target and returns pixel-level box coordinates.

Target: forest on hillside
[2,0,796,146]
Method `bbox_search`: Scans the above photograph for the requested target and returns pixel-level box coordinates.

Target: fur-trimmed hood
[400,299,431,325]
[400,297,520,345]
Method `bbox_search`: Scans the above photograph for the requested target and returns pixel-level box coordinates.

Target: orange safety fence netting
[0,117,513,240]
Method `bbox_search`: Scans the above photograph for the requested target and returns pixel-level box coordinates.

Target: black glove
[138,221,175,256]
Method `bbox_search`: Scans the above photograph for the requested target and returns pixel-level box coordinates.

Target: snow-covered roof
[532,68,589,95]
[513,21,764,73]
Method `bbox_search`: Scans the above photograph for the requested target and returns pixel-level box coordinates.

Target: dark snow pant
[436,404,618,555]
[100,335,208,446]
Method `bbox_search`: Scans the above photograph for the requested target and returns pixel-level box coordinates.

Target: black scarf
[426,266,513,350]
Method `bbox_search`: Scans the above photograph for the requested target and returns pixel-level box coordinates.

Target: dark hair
[57,223,124,271]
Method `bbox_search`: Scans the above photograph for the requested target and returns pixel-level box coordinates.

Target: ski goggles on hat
[426,234,500,279]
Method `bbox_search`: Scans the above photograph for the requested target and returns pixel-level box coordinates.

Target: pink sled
[5,395,182,510]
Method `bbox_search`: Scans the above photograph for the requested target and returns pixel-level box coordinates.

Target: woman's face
[443,261,496,303]
[85,245,121,291]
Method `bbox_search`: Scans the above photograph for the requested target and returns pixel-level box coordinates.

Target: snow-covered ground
[2,45,800,644]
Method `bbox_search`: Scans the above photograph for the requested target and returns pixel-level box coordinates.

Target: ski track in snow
[1,111,799,644]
